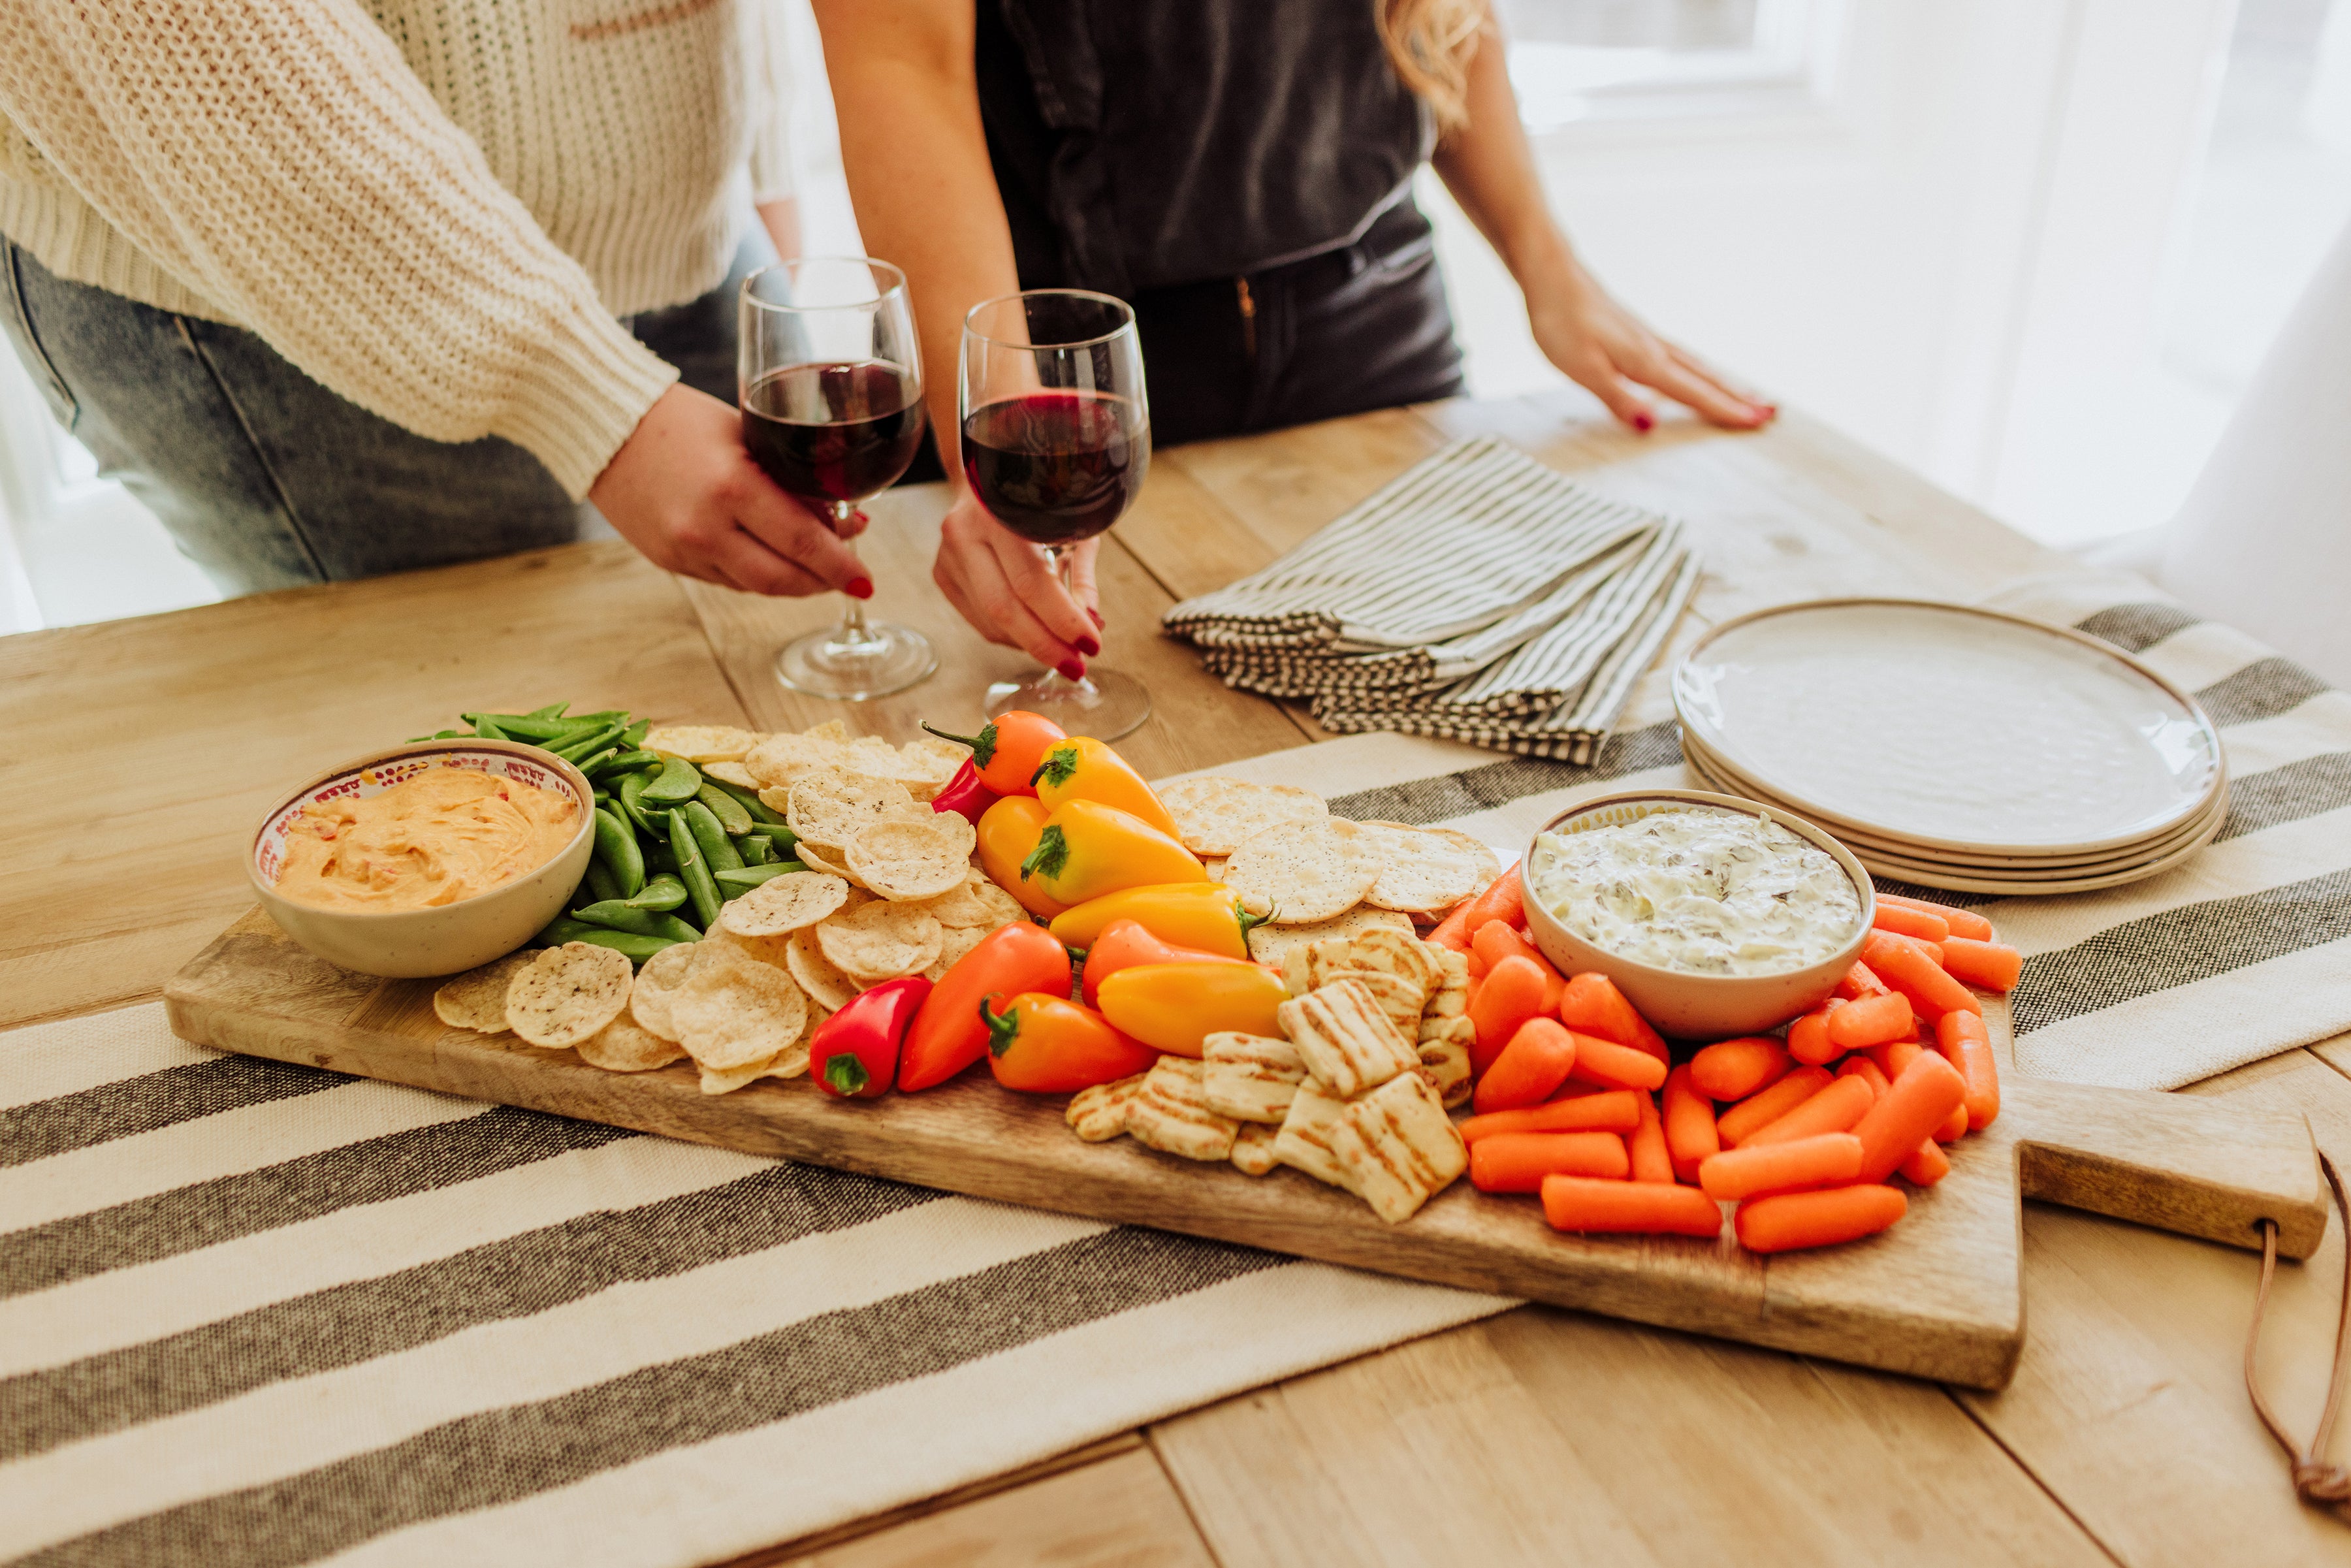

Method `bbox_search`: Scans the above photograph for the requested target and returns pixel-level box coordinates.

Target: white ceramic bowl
[249,740,594,978]
[1520,788,1874,1041]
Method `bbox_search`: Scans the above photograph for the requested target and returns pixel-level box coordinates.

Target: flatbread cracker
[816,899,943,985]
[1245,906,1413,968]
[1156,776,1329,856]
[503,942,633,1049]
[1356,820,1501,914]
[1223,816,1380,924]
[1230,1121,1281,1176]
[720,871,850,936]
[432,951,535,1033]
[786,929,862,1012]
[577,1014,686,1072]
[1067,1072,1149,1142]
[671,943,808,1069]
[627,940,701,1041]
[642,724,763,763]
[846,815,976,901]
[786,772,926,849]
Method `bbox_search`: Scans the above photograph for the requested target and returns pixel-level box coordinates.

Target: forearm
[1428,7,1582,298]
[812,0,1019,486]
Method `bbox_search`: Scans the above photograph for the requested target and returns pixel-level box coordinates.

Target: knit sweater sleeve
[0,0,678,498]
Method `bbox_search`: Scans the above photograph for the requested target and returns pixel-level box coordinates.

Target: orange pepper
[920,710,1067,796]
[984,993,1161,1092]
[1018,799,1203,906]
[1029,737,1183,839]
[976,795,1067,918]
[1048,881,1265,957]
[1078,919,1254,1008]
[1095,960,1288,1057]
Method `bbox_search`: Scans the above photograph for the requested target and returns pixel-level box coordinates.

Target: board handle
[2007,1079,2327,1258]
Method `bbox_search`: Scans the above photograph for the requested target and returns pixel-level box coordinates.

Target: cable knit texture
[0,1,798,497]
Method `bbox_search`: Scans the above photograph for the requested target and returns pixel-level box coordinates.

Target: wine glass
[958,289,1153,739]
[740,257,936,700]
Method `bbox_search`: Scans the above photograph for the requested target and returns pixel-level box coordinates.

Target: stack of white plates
[1672,600,2226,895]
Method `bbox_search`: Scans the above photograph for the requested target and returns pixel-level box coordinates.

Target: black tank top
[976,0,1433,297]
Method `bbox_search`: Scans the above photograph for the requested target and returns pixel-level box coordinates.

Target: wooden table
[7,391,2348,1567]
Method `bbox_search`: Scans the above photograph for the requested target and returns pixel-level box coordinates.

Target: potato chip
[699,922,797,970]
[786,839,865,888]
[720,871,850,936]
[1245,906,1413,969]
[865,735,965,801]
[432,951,535,1033]
[914,871,1024,930]
[1223,816,1381,925]
[671,942,808,1068]
[786,927,863,1011]
[743,731,857,789]
[698,1050,782,1095]
[847,815,976,901]
[503,942,633,1049]
[924,921,990,981]
[577,1013,686,1072]
[817,899,943,985]
[703,761,761,791]
[787,772,927,855]
[643,724,763,763]
[627,940,700,1041]
[1157,775,1330,856]
[1354,820,1501,914]
[802,719,851,744]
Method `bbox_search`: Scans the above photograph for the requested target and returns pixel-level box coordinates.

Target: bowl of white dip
[1520,788,1873,1040]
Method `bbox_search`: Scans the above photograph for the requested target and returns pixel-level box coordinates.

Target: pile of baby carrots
[1429,873,2019,1253]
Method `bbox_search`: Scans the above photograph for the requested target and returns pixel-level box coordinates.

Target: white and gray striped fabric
[1164,438,1699,761]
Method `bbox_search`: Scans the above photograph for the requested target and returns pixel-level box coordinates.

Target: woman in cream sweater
[0,0,871,600]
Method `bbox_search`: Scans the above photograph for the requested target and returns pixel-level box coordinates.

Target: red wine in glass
[959,391,1149,546]
[741,360,924,507]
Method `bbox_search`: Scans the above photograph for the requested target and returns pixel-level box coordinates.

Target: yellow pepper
[1048,882,1267,959]
[1029,737,1183,840]
[1095,961,1289,1057]
[976,795,1068,918]
[1018,799,1204,907]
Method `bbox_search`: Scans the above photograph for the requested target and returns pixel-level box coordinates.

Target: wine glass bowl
[959,290,1153,739]
[741,258,936,701]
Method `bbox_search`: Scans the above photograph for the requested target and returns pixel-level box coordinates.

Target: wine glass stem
[831,502,875,645]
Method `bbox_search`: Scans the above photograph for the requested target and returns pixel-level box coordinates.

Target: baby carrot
[1716,1065,1833,1147]
[1566,1032,1669,1093]
[1662,1066,1720,1183]
[1471,1130,1629,1192]
[1462,1089,1642,1143]
[1878,891,1994,942]
[1851,1051,1968,1181]
[1473,1017,1579,1113]
[1825,991,1913,1051]
[1469,955,1549,1076]
[1543,1175,1722,1237]
[1473,923,1565,1012]
[1872,903,1950,943]
[1864,1040,1923,1081]
[1900,1139,1951,1187]
[1931,1099,1970,1143]
[1836,960,1890,1000]
[1558,971,1669,1063]
[1456,864,1525,940]
[1427,897,1479,953]
[1836,1055,1891,1102]
[1786,1000,1844,1066]
[1628,1091,1675,1183]
[1689,1036,1791,1100]
[1466,948,1490,980]
[1870,927,1947,968]
[1741,1072,1876,1147]
[1862,931,1979,1021]
[1940,936,2023,993]
[1936,1010,2001,1130]
[1699,1131,1864,1201]
[1736,1185,1908,1253]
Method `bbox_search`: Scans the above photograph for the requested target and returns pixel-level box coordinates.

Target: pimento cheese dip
[275,766,577,911]
[1529,805,1860,976]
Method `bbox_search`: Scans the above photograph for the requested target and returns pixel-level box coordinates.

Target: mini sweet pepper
[921,711,1066,796]
[1018,800,1204,907]
[930,759,1000,827]
[984,993,1162,1092]
[1078,918,1254,1008]
[1049,882,1268,959]
[899,921,1073,1090]
[1095,960,1289,1057]
[808,974,931,1098]
[1028,736,1183,839]
[976,795,1067,917]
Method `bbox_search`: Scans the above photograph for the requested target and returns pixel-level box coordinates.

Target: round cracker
[1245,906,1416,968]
[720,871,850,937]
[642,724,763,763]
[1157,776,1329,856]
[917,871,1026,930]
[671,944,808,1069]
[432,950,536,1033]
[743,731,857,789]
[846,815,977,901]
[786,772,927,848]
[786,928,862,1011]
[790,839,865,888]
[923,920,994,981]
[577,1013,687,1073]
[627,940,701,1042]
[1223,816,1380,924]
[1355,820,1502,914]
[703,760,761,791]
[816,899,943,985]
[504,942,634,1049]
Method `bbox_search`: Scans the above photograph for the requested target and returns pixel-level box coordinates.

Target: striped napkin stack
[1162,438,1698,762]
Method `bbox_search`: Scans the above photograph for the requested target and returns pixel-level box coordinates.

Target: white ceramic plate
[1675,600,2223,855]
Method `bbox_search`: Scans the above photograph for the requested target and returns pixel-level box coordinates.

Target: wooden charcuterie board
[164,906,2326,1390]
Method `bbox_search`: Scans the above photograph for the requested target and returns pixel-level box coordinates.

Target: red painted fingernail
[1631,411,1655,434]
[1058,658,1087,682]
[1076,635,1101,657]
[1088,608,1105,630]
[846,577,874,600]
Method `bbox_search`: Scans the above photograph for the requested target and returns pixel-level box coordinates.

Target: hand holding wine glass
[931,494,1104,680]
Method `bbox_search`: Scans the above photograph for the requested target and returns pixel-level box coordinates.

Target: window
[1498,0,1819,130]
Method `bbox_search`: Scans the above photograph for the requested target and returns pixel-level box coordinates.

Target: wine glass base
[984,665,1151,740]
[775,622,937,701]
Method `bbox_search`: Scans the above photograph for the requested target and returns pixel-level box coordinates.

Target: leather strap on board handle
[2248,1152,2351,1517]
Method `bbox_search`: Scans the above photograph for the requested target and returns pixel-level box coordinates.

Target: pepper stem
[1029,741,1080,790]
[1234,899,1276,939]
[921,720,999,769]
[980,995,1022,1058]
[822,1054,871,1096]
[1019,825,1069,883]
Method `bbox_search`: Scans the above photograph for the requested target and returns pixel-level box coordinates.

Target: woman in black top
[816,0,1770,680]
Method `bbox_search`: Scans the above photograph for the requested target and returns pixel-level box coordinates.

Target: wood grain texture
[164,918,2322,1390]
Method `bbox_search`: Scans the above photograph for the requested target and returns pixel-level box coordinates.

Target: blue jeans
[0,235,761,594]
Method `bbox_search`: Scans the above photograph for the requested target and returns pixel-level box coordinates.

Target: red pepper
[809,974,931,1098]
[1078,918,1253,1008]
[984,993,1162,1092]
[920,711,1067,796]
[931,758,1000,827]
[899,921,1074,1090]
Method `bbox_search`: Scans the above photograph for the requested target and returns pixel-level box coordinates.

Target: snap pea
[586,750,663,780]
[739,831,774,867]
[550,722,628,764]
[695,781,754,837]
[714,863,805,893]
[682,799,744,874]
[406,729,473,741]
[620,719,650,749]
[554,925,685,964]
[641,754,703,805]
[535,916,599,946]
[571,747,620,779]
[580,858,622,908]
[741,822,801,854]
[624,872,688,912]
[618,769,660,837]
[472,714,511,742]
[528,702,570,719]
[572,901,701,942]
[703,775,785,826]
[592,807,646,899]
[641,836,678,875]
[667,807,723,930]
[462,712,577,741]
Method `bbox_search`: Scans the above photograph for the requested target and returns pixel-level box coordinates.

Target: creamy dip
[1527,805,1859,976]
[276,766,577,912]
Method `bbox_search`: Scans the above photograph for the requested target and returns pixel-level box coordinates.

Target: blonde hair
[1379,0,1490,132]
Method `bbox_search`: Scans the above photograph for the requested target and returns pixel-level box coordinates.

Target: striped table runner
[7,571,2341,1564]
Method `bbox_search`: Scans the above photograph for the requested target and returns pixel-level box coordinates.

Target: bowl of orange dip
[249,739,594,977]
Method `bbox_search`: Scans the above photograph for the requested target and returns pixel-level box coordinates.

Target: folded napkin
[1164,437,1699,761]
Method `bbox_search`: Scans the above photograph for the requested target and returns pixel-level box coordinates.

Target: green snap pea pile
[415,703,801,963]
